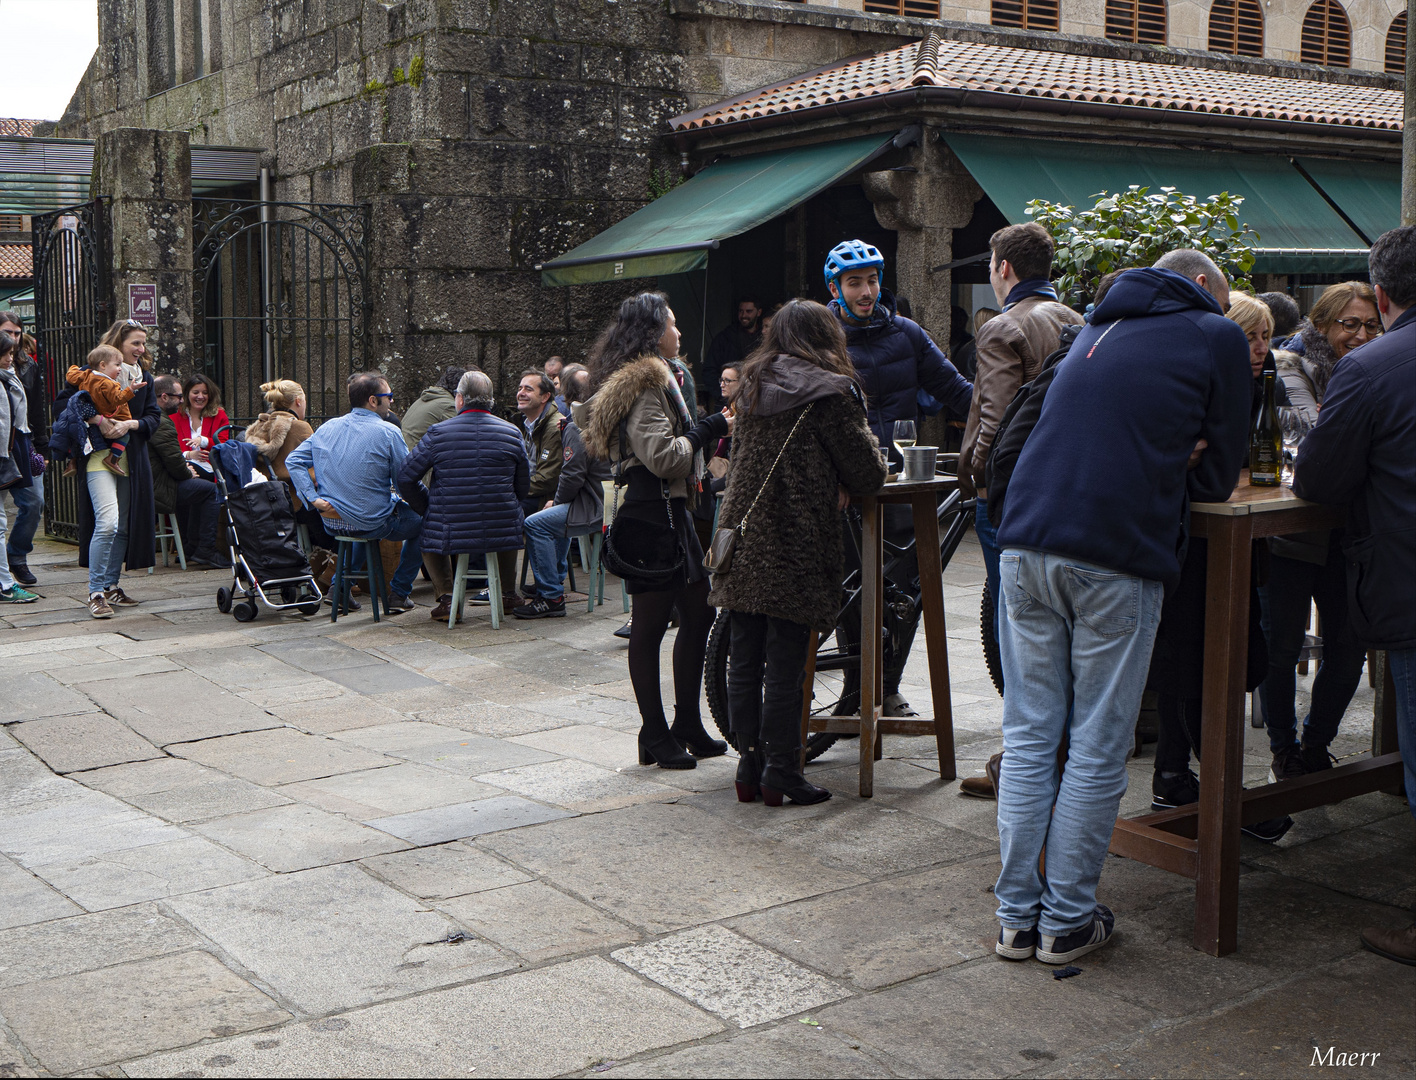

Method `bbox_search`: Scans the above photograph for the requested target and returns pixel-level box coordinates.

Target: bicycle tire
[981,581,1004,697]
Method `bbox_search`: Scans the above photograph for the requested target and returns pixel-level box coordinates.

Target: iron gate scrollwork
[193,199,368,426]
[31,199,112,541]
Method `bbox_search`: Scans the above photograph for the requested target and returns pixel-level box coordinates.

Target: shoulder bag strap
[736,403,814,538]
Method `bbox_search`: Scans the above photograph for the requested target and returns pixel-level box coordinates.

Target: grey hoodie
[753,354,861,418]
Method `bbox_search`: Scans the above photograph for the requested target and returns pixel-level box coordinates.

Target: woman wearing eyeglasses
[1258,282,1380,784]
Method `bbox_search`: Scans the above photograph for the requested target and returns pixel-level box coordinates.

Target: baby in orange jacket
[66,345,145,475]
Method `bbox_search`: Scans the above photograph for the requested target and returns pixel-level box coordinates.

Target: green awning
[538,134,895,286]
[1293,157,1401,247]
[944,134,1370,275]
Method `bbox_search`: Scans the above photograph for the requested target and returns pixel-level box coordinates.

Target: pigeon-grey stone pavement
[0,529,1410,1078]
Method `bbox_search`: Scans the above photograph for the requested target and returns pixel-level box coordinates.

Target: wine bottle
[1250,370,1282,487]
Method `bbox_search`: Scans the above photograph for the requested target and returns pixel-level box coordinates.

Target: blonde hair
[98,320,152,371]
[87,344,124,370]
[261,379,305,412]
[1226,293,1274,339]
[1308,281,1378,331]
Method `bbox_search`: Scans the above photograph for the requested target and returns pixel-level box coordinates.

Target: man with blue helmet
[826,239,973,717]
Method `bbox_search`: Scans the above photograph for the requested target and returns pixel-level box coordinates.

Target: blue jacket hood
[1091,267,1224,324]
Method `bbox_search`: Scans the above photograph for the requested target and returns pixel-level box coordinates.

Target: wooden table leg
[1374,652,1404,797]
[911,492,956,781]
[859,496,882,798]
[800,630,819,773]
[1194,513,1252,957]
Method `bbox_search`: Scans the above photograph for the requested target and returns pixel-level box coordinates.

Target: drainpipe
[1404,14,1414,227]
[259,167,273,383]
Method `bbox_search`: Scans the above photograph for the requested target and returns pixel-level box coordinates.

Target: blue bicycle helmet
[824,239,885,289]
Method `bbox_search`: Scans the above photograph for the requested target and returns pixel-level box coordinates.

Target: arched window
[1106,0,1168,44]
[991,0,1062,32]
[1208,0,1264,57]
[863,0,942,16]
[1300,0,1351,66]
[1386,10,1407,74]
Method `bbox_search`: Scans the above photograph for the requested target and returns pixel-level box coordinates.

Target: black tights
[628,577,714,736]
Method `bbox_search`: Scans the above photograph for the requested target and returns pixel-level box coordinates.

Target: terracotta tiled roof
[671,36,1403,134]
[0,244,32,279]
[0,118,41,138]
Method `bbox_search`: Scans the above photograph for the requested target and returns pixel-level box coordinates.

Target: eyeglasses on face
[720,376,739,386]
[1332,318,1382,334]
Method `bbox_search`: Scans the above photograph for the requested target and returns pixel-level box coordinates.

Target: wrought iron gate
[193,199,368,426]
[31,199,112,541]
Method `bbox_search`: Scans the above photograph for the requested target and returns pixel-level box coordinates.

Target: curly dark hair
[586,292,672,393]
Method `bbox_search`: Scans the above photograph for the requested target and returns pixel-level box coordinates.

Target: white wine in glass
[893,420,916,455]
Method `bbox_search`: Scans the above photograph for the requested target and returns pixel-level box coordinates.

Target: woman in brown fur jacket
[584,292,733,770]
[709,300,887,806]
[244,379,331,549]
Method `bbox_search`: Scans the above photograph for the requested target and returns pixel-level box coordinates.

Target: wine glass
[893,420,916,454]
[1279,408,1310,485]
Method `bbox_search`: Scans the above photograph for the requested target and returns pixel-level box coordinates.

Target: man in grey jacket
[516,367,611,619]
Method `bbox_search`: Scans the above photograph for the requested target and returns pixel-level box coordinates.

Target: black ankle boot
[734,745,764,802]
[638,728,696,769]
[669,717,728,759]
[760,746,831,807]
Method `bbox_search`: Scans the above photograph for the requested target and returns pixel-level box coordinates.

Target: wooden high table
[1108,477,1406,956]
[800,476,958,798]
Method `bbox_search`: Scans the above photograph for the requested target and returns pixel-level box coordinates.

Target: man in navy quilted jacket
[828,240,973,717]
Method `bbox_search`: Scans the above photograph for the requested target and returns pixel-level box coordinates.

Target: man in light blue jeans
[995,550,1162,958]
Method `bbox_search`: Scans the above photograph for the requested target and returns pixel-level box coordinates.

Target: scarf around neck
[1004,278,1060,309]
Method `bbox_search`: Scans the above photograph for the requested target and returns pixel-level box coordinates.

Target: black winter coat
[832,289,972,449]
[555,416,611,535]
[708,355,887,632]
[148,415,192,516]
[397,408,528,555]
[1294,306,1416,650]
[14,357,47,452]
[78,380,160,571]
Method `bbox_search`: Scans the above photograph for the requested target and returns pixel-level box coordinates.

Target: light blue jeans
[995,547,1163,935]
[524,503,572,600]
[1388,648,1416,821]
[0,492,13,591]
[85,467,130,596]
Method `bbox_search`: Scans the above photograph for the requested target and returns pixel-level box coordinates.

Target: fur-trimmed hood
[243,410,296,459]
[582,355,673,460]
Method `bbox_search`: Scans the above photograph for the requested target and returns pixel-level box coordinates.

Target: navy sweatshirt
[997,268,1251,587]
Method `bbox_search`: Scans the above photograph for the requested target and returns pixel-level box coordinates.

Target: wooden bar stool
[329,536,385,623]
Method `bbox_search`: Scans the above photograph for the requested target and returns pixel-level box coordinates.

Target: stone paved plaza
[0,529,1411,1078]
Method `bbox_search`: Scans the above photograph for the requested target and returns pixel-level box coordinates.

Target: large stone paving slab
[0,950,289,1074]
[600,1020,900,1078]
[481,802,868,934]
[0,904,204,990]
[439,880,640,962]
[279,762,502,819]
[192,804,409,871]
[0,747,88,816]
[170,727,394,785]
[263,692,409,732]
[477,758,685,813]
[82,669,282,745]
[364,795,575,845]
[9,713,163,774]
[71,756,293,822]
[333,722,558,775]
[0,853,81,929]
[613,925,852,1029]
[361,842,533,900]
[31,835,266,910]
[0,792,186,869]
[0,671,95,723]
[167,864,517,1014]
[129,956,723,1077]
[177,646,312,690]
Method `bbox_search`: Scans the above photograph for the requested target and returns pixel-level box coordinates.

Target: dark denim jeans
[174,477,219,556]
[975,497,1003,645]
[5,479,43,561]
[726,611,812,750]
[1258,544,1366,753]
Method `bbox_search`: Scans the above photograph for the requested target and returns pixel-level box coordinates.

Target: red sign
[128,284,157,326]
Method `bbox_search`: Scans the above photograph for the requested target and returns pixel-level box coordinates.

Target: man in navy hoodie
[991,256,1251,965]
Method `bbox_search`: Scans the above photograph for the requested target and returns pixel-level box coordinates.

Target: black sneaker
[1241,815,1294,843]
[8,561,35,586]
[996,925,1039,960]
[514,596,566,619]
[1269,744,1307,784]
[384,593,415,615]
[1151,769,1200,811]
[1038,905,1115,964]
[469,589,491,605]
[1299,742,1337,774]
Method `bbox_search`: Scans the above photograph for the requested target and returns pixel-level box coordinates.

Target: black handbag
[601,419,686,588]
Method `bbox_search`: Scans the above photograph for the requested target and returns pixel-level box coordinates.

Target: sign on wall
[128,284,157,326]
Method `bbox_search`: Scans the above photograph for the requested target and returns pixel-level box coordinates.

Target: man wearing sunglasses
[286,371,424,613]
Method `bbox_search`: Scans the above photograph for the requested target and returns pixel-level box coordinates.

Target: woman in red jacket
[173,374,229,472]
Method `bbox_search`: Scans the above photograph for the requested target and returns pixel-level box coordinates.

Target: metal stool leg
[330,539,351,622]
[168,513,187,571]
[365,540,384,623]
[297,523,311,557]
[451,553,468,629]
[487,551,503,629]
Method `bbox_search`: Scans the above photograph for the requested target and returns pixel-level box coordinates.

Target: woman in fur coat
[583,292,733,770]
[709,300,887,806]
[244,379,331,550]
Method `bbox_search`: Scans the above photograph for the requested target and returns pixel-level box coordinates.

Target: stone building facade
[47,0,1405,405]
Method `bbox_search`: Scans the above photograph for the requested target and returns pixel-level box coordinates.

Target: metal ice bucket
[901,445,938,482]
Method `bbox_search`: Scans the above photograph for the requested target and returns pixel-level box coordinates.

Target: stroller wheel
[232,600,258,622]
[216,587,233,614]
[298,600,321,616]
[281,584,301,605]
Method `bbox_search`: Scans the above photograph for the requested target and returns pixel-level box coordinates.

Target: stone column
[863,135,981,445]
[90,128,194,371]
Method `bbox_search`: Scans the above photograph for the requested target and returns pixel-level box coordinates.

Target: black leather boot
[670,717,728,759]
[638,725,696,769]
[760,746,831,807]
[734,745,765,802]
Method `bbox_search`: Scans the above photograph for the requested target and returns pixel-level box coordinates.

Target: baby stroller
[210,438,323,621]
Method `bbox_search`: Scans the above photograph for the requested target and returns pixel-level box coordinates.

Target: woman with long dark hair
[710,300,886,805]
[583,292,732,769]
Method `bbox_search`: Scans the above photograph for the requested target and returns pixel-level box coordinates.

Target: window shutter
[1386,10,1407,75]
[1207,0,1264,57]
[991,0,1061,32]
[1300,0,1351,67]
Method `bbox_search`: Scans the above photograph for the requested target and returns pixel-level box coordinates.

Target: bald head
[1154,249,1230,310]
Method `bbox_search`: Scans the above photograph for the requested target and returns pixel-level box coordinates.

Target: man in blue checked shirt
[286,371,424,613]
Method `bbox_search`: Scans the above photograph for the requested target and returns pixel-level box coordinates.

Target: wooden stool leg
[488,552,503,629]
[910,491,956,781]
[799,630,819,772]
[169,514,187,571]
[450,554,468,629]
